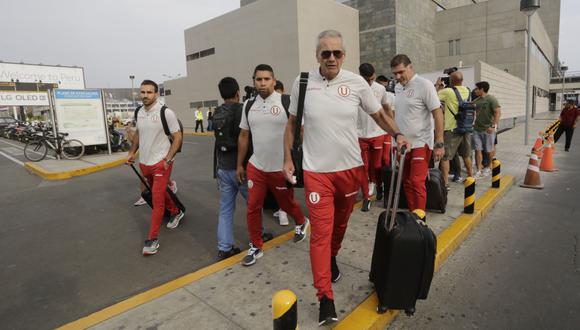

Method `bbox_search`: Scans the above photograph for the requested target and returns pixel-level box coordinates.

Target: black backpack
[244,93,290,121]
[213,103,240,153]
[134,105,183,152]
[449,87,476,134]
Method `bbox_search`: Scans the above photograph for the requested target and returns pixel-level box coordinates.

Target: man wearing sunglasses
[283,30,410,326]
[390,54,445,212]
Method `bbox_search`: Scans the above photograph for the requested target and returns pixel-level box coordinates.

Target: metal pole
[561,71,565,107]
[524,14,532,146]
[101,90,112,155]
[130,75,136,110]
[48,89,61,160]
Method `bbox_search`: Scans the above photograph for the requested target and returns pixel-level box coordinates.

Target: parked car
[0,117,18,130]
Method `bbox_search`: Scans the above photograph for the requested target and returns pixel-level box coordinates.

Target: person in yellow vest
[194,107,204,132]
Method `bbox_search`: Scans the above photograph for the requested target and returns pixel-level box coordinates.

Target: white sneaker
[167,210,184,229]
[278,210,289,226]
[273,210,280,217]
[134,197,147,206]
[169,180,178,193]
[368,182,376,196]
[482,168,492,177]
[474,170,483,180]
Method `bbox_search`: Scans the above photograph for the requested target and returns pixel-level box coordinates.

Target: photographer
[438,70,474,188]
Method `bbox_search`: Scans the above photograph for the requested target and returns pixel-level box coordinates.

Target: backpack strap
[281,94,291,118]
[160,105,171,137]
[293,72,309,150]
[134,105,143,123]
[244,97,256,130]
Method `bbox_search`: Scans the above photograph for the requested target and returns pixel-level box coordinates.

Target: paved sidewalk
[58,114,559,330]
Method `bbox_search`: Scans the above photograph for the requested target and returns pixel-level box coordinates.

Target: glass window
[186,52,200,61]
[455,39,461,55]
[200,47,215,58]
[449,40,454,56]
[203,100,218,108]
[190,101,203,109]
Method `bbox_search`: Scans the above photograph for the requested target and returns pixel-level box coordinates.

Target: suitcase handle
[385,146,407,232]
[130,163,151,191]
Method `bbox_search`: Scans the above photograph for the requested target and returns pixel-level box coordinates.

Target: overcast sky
[1,0,578,88]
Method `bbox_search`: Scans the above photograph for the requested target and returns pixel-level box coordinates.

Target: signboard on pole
[0,91,50,106]
[0,63,85,89]
[54,89,108,146]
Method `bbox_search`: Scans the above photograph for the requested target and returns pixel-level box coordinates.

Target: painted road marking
[0,146,22,156]
[0,150,24,166]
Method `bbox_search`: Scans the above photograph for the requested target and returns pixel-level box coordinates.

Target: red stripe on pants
[382,134,392,168]
[358,136,383,199]
[304,167,362,300]
[402,145,432,211]
[246,162,305,249]
[139,161,179,240]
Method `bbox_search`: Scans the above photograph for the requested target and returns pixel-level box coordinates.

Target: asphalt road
[0,135,300,330]
[389,133,580,329]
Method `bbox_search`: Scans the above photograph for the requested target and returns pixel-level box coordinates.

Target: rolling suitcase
[370,147,437,315]
[130,164,186,215]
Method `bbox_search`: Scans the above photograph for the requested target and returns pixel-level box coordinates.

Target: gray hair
[316,29,346,53]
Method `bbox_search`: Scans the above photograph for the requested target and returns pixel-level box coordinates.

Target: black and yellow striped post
[491,159,501,188]
[464,177,475,214]
[412,209,426,221]
[273,290,298,330]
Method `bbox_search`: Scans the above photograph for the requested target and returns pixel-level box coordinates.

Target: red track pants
[402,145,432,211]
[382,134,392,168]
[139,160,179,240]
[304,167,363,300]
[246,162,305,249]
[358,136,384,199]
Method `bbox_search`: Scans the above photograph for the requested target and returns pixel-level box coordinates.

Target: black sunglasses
[320,50,344,59]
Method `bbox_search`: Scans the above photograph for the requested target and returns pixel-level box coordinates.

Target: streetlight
[521,0,541,146]
[561,65,568,107]
[129,75,135,110]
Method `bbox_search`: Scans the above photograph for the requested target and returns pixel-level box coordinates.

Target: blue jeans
[217,169,248,252]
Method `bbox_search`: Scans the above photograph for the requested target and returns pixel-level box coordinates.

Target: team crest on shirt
[309,192,321,204]
[247,180,253,189]
[270,106,281,116]
[406,89,415,98]
[338,85,351,97]
[151,114,160,123]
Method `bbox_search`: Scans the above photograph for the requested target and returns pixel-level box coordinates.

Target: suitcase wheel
[377,305,388,314]
[404,308,415,316]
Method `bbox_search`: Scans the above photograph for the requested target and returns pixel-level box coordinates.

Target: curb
[24,157,127,181]
[334,175,514,330]
[184,131,214,137]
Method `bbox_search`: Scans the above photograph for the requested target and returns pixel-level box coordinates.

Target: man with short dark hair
[390,54,444,211]
[127,80,184,255]
[284,30,410,325]
[438,71,474,187]
[237,64,309,267]
[213,77,246,260]
[357,63,394,210]
[473,81,501,176]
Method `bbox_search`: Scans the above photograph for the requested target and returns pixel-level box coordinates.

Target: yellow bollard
[491,159,501,188]
[464,177,475,214]
[412,209,426,221]
[273,290,298,330]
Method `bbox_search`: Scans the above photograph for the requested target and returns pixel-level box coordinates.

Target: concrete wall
[166,0,358,128]
[475,61,526,120]
[395,0,437,73]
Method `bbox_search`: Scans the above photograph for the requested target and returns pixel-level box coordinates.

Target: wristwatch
[434,142,444,149]
[164,158,174,164]
[393,132,404,141]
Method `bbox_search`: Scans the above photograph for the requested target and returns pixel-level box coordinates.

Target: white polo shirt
[357,81,393,139]
[394,74,440,149]
[289,69,382,173]
[136,100,180,166]
[240,92,287,172]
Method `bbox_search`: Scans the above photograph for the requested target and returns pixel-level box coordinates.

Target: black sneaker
[262,232,274,242]
[217,247,241,261]
[241,244,263,266]
[331,256,341,283]
[376,184,384,201]
[361,199,371,212]
[293,217,310,243]
[318,296,338,326]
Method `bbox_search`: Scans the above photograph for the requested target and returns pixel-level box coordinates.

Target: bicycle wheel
[24,140,48,162]
[61,139,85,160]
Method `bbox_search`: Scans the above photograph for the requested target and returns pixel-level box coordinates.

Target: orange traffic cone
[532,136,544,159]
[520,152,544,189]
[540,135,557,172]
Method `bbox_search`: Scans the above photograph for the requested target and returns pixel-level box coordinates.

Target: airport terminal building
[165,0,561,129]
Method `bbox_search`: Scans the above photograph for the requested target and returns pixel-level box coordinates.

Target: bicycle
[24,131,85,161]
